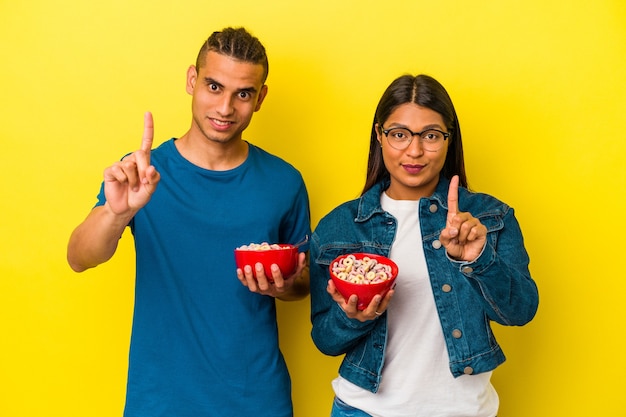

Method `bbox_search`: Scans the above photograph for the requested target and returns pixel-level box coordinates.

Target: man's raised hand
[103,112,160,216]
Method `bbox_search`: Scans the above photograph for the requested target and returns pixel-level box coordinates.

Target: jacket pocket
[477,213,504,248]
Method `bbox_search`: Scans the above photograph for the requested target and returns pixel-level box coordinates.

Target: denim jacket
[310,176,539,393]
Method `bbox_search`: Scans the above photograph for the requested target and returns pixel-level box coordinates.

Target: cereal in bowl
[331,254,393,284]
[237,242,284,251]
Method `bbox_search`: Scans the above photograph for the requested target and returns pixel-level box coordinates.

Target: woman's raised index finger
[447,175,460,215]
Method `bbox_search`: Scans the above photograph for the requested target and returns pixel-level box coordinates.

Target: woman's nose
[405,135,424,155]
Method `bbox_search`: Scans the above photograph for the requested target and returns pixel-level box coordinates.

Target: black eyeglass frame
[380,126,450,151]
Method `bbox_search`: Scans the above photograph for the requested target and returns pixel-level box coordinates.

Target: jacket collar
[355,175,452,222]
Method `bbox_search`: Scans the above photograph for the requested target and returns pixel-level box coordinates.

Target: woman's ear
[374,123,383,147]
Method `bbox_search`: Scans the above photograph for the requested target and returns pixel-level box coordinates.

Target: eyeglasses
[380,126,450,152]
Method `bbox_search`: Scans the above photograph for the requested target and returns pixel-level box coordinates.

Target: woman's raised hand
[439,175,487,262]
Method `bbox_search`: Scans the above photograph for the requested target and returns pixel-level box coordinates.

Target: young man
[67,27,311,417]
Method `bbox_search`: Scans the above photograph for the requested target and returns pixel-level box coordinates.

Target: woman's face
[376,103,449,200]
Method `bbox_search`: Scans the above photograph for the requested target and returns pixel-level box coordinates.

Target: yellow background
[1,0,625,415]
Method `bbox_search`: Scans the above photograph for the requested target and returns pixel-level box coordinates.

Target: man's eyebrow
[204,77,223,88]
[238,86,258,94]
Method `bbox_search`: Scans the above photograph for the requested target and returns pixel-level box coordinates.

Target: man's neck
[175,132,249,171]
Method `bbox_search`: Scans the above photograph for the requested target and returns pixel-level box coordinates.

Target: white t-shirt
[332,192,498,417]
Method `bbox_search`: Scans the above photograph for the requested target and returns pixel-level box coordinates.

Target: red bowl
[329,253,398,310]
[234,244,298,281]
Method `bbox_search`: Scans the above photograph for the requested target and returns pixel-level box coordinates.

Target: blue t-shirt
[96,139,311,417]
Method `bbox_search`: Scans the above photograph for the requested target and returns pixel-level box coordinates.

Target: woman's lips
[402,164,425,174]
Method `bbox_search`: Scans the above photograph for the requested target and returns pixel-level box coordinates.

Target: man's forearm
[67,204,133,272]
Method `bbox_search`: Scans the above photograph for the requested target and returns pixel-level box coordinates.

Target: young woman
[310,74,539,417]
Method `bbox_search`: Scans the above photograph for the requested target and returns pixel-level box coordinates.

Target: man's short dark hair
[196,27,269,83]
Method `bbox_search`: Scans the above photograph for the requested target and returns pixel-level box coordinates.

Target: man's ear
[254,84,268,112]
[186,65,197,95]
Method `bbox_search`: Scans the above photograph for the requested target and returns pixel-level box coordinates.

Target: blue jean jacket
[310,176,539,393]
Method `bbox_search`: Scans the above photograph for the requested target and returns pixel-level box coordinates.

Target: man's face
[186,50,268,144]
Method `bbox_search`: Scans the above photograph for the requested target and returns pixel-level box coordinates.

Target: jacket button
[442,284,452,293]
[452,329,462,338]
[461,266,473,274]
[432,240,442,249]
[429,204,438,213]
[463,366,474,375]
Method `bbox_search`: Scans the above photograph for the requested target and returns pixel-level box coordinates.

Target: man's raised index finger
[447,175,460,215]
[141,111,154,154]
